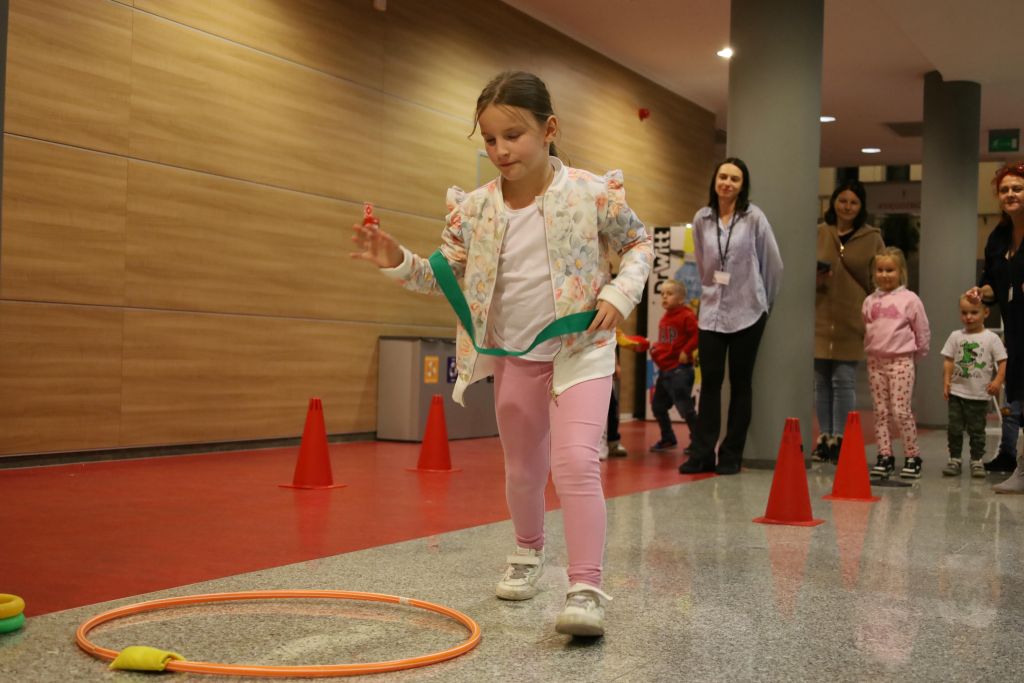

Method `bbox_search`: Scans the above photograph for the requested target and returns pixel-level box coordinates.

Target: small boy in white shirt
[941,295,1007,478]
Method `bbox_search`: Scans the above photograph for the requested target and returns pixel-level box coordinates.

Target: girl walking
[350,71,653,636]
[863,247,931,478]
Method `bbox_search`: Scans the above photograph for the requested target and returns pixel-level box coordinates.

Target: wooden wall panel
[383,0,537,120]
[0,302,123,455]
[120,310,451,446]
[125,160,452,326]
[130,12,384,200]
[136,0,385,88]
[5,0,132,154]
[0,0,715,456]
[1,137,128,305]
[376,99,481,218]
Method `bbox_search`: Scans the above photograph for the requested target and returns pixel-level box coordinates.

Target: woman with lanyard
[680,158,783,475]
[967,161,1024,493]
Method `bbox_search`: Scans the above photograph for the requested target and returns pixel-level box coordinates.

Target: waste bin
[377,336,498,441]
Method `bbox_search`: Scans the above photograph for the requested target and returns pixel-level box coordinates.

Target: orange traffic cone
[280,398,346,489]
[823,411,879,502]
[407,395,461,473]
[754,417,825,526]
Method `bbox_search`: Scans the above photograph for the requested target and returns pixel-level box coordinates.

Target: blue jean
[651,365,698,443]
[814,358,858,437]
[1000,399,1022,454]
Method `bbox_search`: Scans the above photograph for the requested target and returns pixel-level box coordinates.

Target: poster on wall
[644,224,701,421]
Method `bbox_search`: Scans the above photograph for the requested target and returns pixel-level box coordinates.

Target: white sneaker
[495,547,544,600]
[554,583,612,636]
[993,456,1024,494]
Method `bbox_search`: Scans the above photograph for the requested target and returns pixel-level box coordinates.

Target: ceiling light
[716,47,733,59]
[861,147,882,154]
[820,115,836,123]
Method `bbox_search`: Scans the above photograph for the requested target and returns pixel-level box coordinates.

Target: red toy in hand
[362,202,380,228]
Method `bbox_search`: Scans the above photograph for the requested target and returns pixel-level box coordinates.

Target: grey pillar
[917,71,981,427]
[727,0,823,466]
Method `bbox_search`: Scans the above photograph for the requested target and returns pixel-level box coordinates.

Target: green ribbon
[428,250,596,357]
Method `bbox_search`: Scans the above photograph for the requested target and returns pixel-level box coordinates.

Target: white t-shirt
[488,201,560,361]
[940,328,1008,400]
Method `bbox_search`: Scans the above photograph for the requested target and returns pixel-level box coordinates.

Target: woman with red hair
[967,162,1024,493]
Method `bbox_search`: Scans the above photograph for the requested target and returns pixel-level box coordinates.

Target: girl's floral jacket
[383,158,653,405]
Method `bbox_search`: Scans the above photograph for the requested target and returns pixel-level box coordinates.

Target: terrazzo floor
[2,427,1023,682]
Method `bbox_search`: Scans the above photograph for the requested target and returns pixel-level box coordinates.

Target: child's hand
[679,350,689,364]
[588,301,623,332]
[987,379,1003,396]
[943,382,950,400]
[964,287,983,305]
[350,222,403,268]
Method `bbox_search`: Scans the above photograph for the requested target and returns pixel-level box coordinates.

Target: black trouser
[651,365,698,442]
[947,395,988,461]
[692,314,767,467]
[607,379,621,443]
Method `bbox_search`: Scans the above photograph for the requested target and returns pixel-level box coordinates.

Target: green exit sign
[990,129,1019,153]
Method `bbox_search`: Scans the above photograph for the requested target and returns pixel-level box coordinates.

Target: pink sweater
[861,287,930,359]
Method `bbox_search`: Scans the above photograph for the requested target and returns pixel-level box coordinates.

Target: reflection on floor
[2,421,1022,681]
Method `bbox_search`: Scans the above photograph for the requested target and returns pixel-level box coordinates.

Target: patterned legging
[867,354,920,457]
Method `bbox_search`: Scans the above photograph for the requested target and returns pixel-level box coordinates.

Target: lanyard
[716,212,739,269]
[427,250,596,357]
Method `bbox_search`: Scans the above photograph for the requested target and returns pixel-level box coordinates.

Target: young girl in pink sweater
[863,247,931,479]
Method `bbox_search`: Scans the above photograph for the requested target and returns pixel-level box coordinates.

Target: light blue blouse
[691,203,783,333]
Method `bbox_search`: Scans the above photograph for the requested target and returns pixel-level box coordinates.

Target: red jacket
[648,305,698,370]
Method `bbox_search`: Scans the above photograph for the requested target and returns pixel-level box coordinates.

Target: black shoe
[829,436,843,464]
[872,454,896,477]
[649,439,678,453]
[811,436,830,462]
[715,459,741,475]
[986,450,1018,472]
[679,454,715,474]
[900,456,922,479]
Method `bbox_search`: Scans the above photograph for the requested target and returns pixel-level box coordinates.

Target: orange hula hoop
[76,589,481,678]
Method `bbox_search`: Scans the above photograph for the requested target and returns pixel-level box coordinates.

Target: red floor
[2,421,703,616]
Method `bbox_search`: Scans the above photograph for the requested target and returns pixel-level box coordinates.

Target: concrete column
[917,72,981,427]
[727,0,824,466]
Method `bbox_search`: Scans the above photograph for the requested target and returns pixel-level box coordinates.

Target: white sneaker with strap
[554,583,612,636]
[495,547,544,600]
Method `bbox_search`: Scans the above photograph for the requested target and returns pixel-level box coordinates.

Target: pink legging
[493,357,612,588]
[867,354,920,457]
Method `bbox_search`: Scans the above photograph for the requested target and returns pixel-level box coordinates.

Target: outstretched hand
[350,222,403,269]
[588,300,623,332]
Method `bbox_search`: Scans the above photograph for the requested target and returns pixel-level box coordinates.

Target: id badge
[714,270,731,286]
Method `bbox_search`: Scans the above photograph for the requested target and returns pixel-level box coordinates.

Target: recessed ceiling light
[716,47,733,59]
[820,115,836,123]
[861,147,882,154]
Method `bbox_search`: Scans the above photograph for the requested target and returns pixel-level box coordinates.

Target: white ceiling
[500,0,1024,168]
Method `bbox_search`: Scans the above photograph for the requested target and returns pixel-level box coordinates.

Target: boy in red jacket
[636,280,699,452]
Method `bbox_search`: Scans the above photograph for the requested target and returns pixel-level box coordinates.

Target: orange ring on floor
[76,589,481,677]
[0,594,25,620]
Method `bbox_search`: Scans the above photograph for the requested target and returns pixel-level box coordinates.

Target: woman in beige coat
[813,181,885,461]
